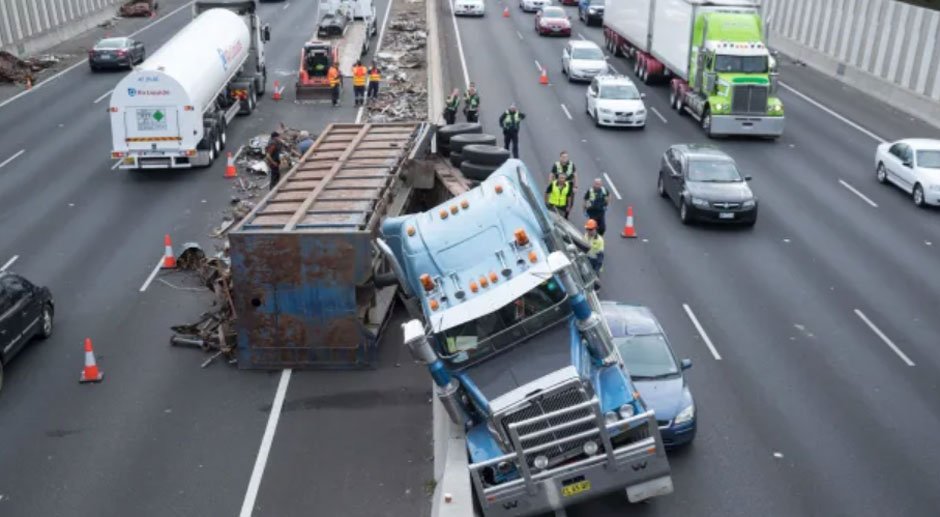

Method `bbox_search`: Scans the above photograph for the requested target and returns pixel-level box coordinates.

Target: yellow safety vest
[352,66,367,86]
[548,182,570,207]
[586,234,604,258]
[369,68,381,81]
[328,68,340,87]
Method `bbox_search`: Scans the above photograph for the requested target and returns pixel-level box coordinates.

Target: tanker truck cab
[109,2,270,169]
[381,162,673,516]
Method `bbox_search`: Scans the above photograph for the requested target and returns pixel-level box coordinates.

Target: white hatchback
[586,75,647,128]
[455,0,485,16]
[875,138,940,207]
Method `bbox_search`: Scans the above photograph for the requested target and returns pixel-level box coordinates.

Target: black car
[657,144,758,226]
[89,37,145,71]
[0,271,54,393]
[578,0,604,26]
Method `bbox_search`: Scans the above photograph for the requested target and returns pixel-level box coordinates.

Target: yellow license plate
[561,480,591,497]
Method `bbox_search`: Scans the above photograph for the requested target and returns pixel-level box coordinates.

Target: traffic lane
[0,274,277,516]
[253,313,433,517]
[445,8,811,517]
[0,1,197,161]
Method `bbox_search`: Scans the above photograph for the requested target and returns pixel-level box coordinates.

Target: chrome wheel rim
[42,309,52,335]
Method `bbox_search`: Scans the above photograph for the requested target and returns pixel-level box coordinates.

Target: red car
[559,0,579,5]
[535,6,572,36]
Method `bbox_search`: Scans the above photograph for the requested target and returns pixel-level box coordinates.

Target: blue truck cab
[379,161,673,515]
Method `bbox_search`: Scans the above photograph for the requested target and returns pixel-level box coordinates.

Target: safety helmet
[585,219,597,230]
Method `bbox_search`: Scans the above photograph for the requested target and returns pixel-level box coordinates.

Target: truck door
[124,106,181,151]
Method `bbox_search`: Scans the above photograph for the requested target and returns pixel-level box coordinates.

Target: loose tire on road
[460,161,498,181]
[449,133,497,154]
[461,144,510,167]
[450,150,465,168]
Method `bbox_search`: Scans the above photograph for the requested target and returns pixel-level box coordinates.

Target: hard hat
[585,219,597,230]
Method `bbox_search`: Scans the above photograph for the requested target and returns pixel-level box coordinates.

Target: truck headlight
[604,411,618,424]
[533,455,549,470]
[743,199,756,208]
[770,103,783,113]
[674,403,695,425]
[691,197,710,208]
[582,440,599,456]
[618,403,635,419]
[713,103,726,112]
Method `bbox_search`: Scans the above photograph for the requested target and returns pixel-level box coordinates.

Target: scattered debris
[0,51,64,83]
[366,1,428,122]
[119,0,157,17]
[169,256,237,368]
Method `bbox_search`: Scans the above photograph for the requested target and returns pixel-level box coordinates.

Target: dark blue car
[602,302,696,448]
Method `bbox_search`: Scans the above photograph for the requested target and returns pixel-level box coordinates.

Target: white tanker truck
[109,1,270,169]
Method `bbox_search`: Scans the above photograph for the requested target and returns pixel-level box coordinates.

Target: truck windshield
[714,55,768,73]
[438,279,570,365]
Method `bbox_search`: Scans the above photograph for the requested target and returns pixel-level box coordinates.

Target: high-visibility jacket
[327,67,341,87]
[352,65,367,86]
[464,92,480,110]
[553,161,575,176]
[548,181,571,208]
[369,67,381,82]
[445,94,460,111]
[501,111,522,131]
[585,186,609,212]
[586,234,605,258]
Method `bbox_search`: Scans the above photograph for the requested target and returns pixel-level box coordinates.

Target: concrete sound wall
[763,0,940,128]
[0,0,123,56]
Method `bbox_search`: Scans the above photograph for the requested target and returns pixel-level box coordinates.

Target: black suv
[579,0,604,26]
[0,271,54,393]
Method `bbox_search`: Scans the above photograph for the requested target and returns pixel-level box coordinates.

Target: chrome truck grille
[731,84,768,115]
[497,384,596,468]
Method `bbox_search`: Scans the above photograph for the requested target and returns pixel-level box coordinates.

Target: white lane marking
[602,172,622,200]
[560,103,572,120]
[93,90,113,104]
[448,0,471,88]
[535,60,543,72]
[111,160,122,170]
[240,369,293,517]
[649,106,667,124]
[1,255,18,271]
[854,309,915,366]
[0,1,194,111]
[517,30,523,40]
[607,63,620,74]
[779,82,886,143]
[0,149,25,169]
[283,1,290,9]
[355,107,364,123]
[577,33,586,40]
[139,257,164,292]
[682,303,722,360]
[838,179,879,208]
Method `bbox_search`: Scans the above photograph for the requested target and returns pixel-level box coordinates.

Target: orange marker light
[514,229,529,246]
[460,200,469,209]
[480,276,489,288]
[439,209,448,219]
[528,251,538,263]
[469,281,479,293]
[450,205,459,215]
[420,274,434,292]
[407,226,416,236]
[429,299,440,311]
[488,272,498,283]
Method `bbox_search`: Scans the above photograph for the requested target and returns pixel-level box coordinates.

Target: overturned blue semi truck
[378,161,673,516]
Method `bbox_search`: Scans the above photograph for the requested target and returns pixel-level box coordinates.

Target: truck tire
[450,150,464,168]
[460,161,498,181]
[256,69,267,95]
[437,123,483,145]
[462,145,510,167]
[449,133,497,154]
[437,139,451,157]
[701,108,714,138]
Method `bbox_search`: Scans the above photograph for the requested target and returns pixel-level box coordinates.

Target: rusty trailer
[229,122,427,369]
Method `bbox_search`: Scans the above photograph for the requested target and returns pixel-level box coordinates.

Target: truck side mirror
[263,25,271,42]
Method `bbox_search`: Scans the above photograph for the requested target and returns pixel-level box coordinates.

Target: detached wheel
[450,150,465,168]
[461,144,510,167]
[437,122,483,145]
[460,161,498,181]
[876,163,887,184]
[449,133,497,154]
[39,304,54,339]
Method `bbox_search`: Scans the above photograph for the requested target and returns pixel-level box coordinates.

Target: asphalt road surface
[0,1,430,516]
[438,1,940,516]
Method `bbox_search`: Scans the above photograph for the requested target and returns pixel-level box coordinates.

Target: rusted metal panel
[230,123,423,369]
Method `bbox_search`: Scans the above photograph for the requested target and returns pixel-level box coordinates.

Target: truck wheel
[701,108,713,138]
[674,92,685,115]
[450,150,465,168]
[248,87,257,112]
[460,161,497,181]
[462,144,510,167]
[449,133,497,154]
[437,122,483,145]
[256,70,267,95]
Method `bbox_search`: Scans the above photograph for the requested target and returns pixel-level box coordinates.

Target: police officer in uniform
[583,177,610,235]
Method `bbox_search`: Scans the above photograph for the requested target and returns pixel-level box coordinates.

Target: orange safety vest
[352,65,367,86]
[369,68,380,82]
[327,67,340,87]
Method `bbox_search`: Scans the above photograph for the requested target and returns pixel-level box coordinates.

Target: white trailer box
[110,8,250,168]
[606,0,654,52]
[649,0,758,80]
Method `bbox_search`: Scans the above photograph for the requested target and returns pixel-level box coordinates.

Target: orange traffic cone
[621,206,637,238]
[162,234,177,269]
[503,7,509,17]
[79,338,104,383]
[272,80,282,101]
[224,152,237,178]
[25,76,32,90]
[539,69,549,85]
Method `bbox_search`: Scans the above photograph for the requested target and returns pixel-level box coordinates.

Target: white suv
[586,75,647,129]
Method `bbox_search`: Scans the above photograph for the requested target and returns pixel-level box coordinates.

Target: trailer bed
[337,23,368,76]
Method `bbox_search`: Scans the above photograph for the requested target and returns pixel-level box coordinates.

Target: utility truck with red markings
[109,1,271,169]
[603,0,784,138]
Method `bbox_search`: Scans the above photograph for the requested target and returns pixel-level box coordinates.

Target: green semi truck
[603,0,784,138]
